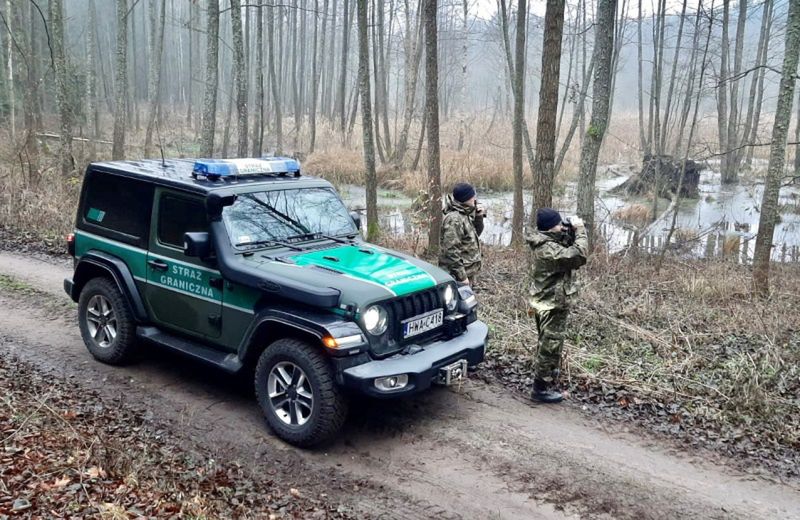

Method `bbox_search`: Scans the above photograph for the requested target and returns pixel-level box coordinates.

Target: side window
[81,171,154,247]
[157,194,207,249]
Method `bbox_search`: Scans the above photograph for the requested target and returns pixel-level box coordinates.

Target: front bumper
[340,320,488,398]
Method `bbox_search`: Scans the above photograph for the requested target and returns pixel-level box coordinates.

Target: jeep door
[144,188,223,339]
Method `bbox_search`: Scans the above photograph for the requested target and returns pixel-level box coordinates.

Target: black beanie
[452,182,476,203]
[536,208,562,231]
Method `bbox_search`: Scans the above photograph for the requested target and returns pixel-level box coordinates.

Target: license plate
[402,309,444,339]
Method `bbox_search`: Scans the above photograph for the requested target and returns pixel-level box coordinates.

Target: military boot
[531,379,563,404]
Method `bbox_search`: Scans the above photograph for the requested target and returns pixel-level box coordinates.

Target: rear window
[157,195,207,248]
[80,171,154,247]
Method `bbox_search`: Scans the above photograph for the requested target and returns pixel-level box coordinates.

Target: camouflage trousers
[532,307,569,383]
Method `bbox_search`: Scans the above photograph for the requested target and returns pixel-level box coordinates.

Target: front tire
[254,338,348,447]
[78,277,138,365]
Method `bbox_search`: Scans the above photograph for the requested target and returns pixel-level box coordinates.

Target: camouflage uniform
[526,226,589,383]
[438,195,484,283]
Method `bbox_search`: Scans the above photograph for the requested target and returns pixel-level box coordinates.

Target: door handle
[147,259,169,271]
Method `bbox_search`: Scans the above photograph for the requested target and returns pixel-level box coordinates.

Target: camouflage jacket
[526,226,589,311]
[438,195,484,282]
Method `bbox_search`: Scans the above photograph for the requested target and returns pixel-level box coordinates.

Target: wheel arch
[241,318,326,369]
[72,252,149,322]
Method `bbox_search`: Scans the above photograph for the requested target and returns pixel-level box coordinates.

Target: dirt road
[1,250,798,519]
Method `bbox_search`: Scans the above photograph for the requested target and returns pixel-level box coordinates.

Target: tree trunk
[112,0,128,160]
[744,0,773,168]
[267,1,283,154]
[230,0,248,157]
[752,0,800,295]
[87,0,100,153]
[200,0,220,157]
[795,89,800,183]
[309,0,328,154]
[252,1,265,156]
[725,0,747,179]
[356,0,378,240]
[424,0,443,257]
[394,0,424,167]
[636,1,647,154]
[716,0,730,182]
[145,0,166,158]
[575,0,616,247]
[531,0,565,217]
[338,0,351,135]
[510,0,527,245]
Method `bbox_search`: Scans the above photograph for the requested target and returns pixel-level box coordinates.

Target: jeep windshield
[222,187,357,248]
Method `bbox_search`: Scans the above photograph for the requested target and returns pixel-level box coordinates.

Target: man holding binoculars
[526,208,588,403]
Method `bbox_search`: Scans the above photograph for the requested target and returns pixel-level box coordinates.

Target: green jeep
[64,158,487,446]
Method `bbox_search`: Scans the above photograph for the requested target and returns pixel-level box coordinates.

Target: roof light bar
[192,157,301,179]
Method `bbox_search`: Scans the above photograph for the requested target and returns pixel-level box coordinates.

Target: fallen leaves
[0,354,354,519]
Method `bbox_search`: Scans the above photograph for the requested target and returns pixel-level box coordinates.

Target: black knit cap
[452,182,476,203]
[536,208,562,231]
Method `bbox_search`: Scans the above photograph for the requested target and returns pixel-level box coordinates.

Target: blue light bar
[192,157,301,178]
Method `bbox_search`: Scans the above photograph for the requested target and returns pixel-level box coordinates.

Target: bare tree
[795,89,800,183]
[636,1,647,153]
[723,0,747,181]
[424,0,443,256]
[715,0,730,183]
[111,0,128,160]
[267,1,283,154]
[144,0,166,158]
[231,0,248,157]
[753,0,800,295]
[510,0,527,245]
[394,0,424,167]
[575,0,616,246]
[356,0,378,240]
[252,1,265,157]
[200,0,220,157]
[744,0,773,168]
[87,0,100,153]
[532,0,566,216]
[48,0,73,174]
[309,0,329,154]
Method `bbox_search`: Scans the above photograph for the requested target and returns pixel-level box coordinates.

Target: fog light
[374,374,409,392]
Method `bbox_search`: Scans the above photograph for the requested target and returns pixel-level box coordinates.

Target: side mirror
[184,232,212,258]
[350,211,362,230]
[206,191,237,220]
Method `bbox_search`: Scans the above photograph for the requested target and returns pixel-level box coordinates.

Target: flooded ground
[339,165,800,262]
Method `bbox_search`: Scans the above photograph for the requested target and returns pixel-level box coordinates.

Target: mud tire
[255,338,348,447]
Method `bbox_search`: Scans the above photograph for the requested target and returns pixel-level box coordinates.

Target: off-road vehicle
[64,158,487,446]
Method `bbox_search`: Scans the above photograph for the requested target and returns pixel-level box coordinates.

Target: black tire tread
[254,338,348,447]
[78,277,138,365]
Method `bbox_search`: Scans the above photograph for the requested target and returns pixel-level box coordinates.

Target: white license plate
[402,309,444,339]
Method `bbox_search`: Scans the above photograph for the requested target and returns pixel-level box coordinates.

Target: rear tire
[78,277,138,365]
[254,338,348,447]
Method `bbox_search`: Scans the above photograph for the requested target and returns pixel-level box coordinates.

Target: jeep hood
[240,243,451,309]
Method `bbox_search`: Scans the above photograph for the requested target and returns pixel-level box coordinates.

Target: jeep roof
[88,158,318,194]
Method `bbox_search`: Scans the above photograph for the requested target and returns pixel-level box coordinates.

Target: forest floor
[1,231,799,519]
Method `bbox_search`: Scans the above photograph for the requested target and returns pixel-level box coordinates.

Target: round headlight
[363,305,388,335]
[443,284,457,311]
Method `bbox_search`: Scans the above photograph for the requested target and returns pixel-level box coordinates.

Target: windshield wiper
[235,238,302,251]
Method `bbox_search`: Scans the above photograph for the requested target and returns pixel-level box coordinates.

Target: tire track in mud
[1,250,799,519]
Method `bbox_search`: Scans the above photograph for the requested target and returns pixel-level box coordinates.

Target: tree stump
[611,155,701,199]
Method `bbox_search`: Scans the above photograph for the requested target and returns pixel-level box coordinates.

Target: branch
[699,140,800,161]
[28,0,55,70]
[0,10,30,75]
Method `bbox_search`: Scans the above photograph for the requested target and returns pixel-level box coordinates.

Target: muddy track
[1,251,798,519]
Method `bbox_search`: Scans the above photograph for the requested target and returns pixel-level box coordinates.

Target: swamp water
[339,166,800,263]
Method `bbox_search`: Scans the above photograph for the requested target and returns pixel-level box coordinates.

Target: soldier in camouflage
[439,183,485,286]
[526,208,589,403]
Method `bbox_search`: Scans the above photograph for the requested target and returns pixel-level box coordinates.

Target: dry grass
[469,245,800,472]
[612,203,651,227]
